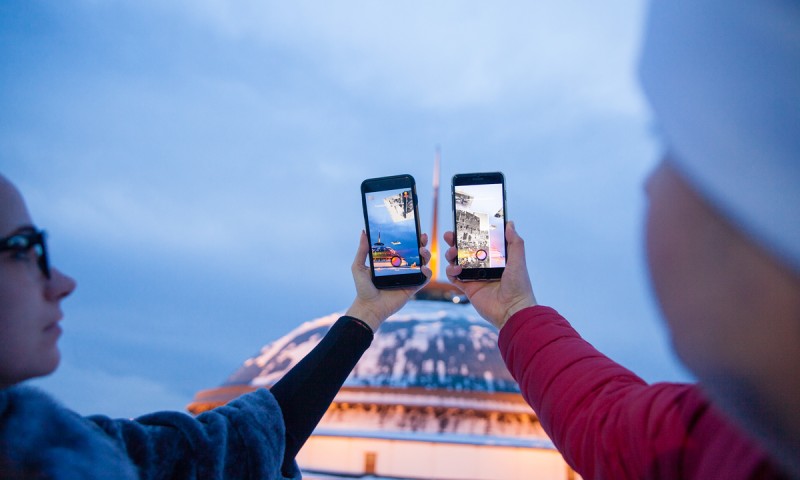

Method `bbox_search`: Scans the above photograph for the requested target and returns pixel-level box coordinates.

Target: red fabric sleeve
[498,305,784,480]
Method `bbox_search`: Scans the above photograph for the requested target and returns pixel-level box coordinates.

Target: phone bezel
[361,174,427,289]
[451,171,507,281]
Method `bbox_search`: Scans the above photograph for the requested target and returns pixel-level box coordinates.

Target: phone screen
[453,172,506,280]
[361,175,426,288]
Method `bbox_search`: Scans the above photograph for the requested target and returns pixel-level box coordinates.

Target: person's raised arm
[443,221,536,329]
[271,230,431,475]
[86,233,430,480]
[346,231,432,330]
[444,222,780,478]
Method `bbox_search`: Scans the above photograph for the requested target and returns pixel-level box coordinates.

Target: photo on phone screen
[361,175,426,288]
[452,172,506,280]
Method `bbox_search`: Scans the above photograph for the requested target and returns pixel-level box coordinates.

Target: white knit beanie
[639,0,800,273]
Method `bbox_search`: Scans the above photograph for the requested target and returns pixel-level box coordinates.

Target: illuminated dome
[188,283,578,480]
[188,282,519,411]
[227,287,514,394]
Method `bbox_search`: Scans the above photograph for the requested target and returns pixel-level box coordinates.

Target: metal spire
[429,146,441,281]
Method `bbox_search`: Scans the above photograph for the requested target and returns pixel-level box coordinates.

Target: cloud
[3,0,692,423]
[6,0,655,273]
[111,0,648,115]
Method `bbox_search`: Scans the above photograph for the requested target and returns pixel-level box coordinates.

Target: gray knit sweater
[0,385,300,479]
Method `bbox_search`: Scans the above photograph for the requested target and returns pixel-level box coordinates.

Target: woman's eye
[9,248,33,261]
[3,235,38,264]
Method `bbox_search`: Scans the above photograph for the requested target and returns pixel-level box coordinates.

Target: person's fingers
[352,230,370,273]
[442,235,464,286]
[420,246,432,265]
[443,231,455,247]
[416,242,433,283]
[415,233,430,267]
[445,262,467,291]
[445,263,461,279]
[444,245,458,263]
[420,264,433,280]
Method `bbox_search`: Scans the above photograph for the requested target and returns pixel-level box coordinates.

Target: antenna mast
[429,146,441,281]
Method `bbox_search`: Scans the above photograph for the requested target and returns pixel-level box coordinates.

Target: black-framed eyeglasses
[0,229,51,279]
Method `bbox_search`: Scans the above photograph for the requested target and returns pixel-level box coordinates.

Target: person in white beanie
[445,0,799,478]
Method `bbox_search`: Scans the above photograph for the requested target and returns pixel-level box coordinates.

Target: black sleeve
[269,315,374,475]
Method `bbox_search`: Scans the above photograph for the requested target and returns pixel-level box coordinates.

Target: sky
[0,0,692,419]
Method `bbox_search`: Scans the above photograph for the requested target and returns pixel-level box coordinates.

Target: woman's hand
[346,231,432,331]
[444,221,536,330]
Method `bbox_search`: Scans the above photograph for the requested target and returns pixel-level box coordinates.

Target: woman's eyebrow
[2,224,37,238]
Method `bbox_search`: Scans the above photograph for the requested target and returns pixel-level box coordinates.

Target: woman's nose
[45,267,77,301]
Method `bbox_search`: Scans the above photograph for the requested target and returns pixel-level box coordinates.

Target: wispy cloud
[110,0,647,113]
[3,0,688,418]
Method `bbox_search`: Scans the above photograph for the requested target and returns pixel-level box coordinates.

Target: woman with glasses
[0,173,431,479]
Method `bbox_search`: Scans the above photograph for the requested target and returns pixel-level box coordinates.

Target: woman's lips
[43,316,63,336]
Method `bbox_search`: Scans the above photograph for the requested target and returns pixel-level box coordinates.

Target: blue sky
[1,0,691,418]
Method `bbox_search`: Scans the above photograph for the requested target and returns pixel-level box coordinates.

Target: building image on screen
[365,189,421,276]
[455,184,506,269]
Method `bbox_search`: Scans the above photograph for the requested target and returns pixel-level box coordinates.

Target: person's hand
[346,231,432,331]
[444,221,536,330]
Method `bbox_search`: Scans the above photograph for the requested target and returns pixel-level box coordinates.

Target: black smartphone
[452,172,507,281]
[361,174,427,289]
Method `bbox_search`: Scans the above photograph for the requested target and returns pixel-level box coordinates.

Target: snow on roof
[224,299,520,394]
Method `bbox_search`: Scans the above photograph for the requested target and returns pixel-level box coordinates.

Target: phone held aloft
[452,172,507,281]
[361,174,427,289]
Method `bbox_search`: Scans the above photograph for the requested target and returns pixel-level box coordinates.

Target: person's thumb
[505,221,527,268]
